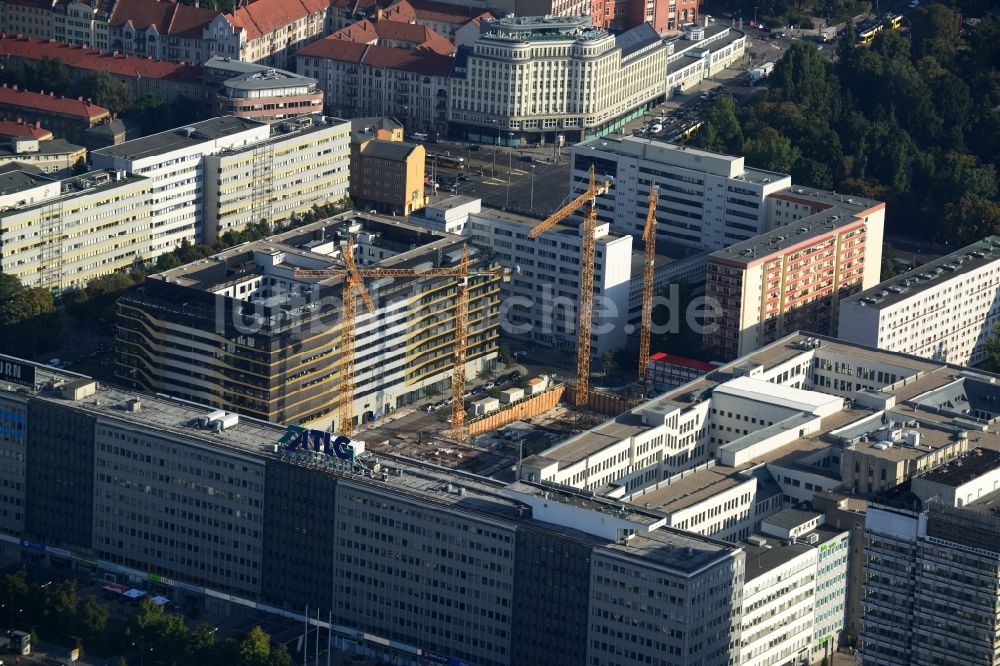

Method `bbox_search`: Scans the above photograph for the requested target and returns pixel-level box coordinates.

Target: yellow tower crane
[638,185,659,380]
[295,242,509,441]
[527,166,613,408]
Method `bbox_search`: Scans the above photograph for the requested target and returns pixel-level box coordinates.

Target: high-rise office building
[0,355,745,666]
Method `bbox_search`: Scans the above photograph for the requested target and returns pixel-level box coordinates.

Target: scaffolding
[250,140,275,226]
[38,199,64,293]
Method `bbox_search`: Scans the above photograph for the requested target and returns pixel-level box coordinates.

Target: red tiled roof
[109,0,220,38]
[227,0,328,42]
[406,0,494,25]
[331,17,454,55]
[0,118,53,139]
[0,37,203,83]
[297,37,453,76]
[0,84,110,119]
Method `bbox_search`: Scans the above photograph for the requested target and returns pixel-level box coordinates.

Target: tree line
[0,572,290,666]
[694,5,1000,244]
[0,56,203,133]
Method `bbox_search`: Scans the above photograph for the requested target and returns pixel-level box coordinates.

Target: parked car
[519,155,535,163]
[485,382,495,390]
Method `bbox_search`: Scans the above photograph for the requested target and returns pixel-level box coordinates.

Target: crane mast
[638,186,659,380]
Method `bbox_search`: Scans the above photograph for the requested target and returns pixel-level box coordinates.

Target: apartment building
[52,0,219,59]
[0,167,153,292]
[92,116,271,254]
[839,236,1000,367]
[0,356,746,666]
[449,16,667,145]
[204,56,324,122]
[0,83,109,144]
[297,34,454,136]
[212,0,330,69]
[863,458,1000,666]
[116,214,501,428]
[0,36,205,102]
[0,0,54,40]
[410,196,635,356]
[570,136,791,251]
[200,116,350,243]
[349,119,426,216]
[93,115,350,249]
[705,190,885,360]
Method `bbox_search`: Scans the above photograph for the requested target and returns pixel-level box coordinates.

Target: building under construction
[116,213,502,429]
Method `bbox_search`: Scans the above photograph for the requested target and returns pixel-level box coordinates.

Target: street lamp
[491,121,500,180]
[529,164,536,212]
[505,133,513,209]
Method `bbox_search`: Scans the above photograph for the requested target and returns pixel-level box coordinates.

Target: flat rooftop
[0,167,50,195]
[602,527,740,575]
[2,169,147,215]
[918,448,1000,487]
[152,213,463,291]
[666,25,746,73]
[844,236,1000,310]
[626,464,751,514]
[743,540,814,579]
[711,200,877,266]
[474,207,626,245]
[630,245,708,277]
[94,116,265,161]
[763,508,822,530]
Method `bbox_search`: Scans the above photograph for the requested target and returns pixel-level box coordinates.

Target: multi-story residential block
[0,83,109,144]
[0,37,206,102]
[384,0,493,45]
[838,236,1000,366]
[200,116,350,243]
[92,115,350,249]
[349,118,426,215]
[203,56,324,122]
[92,116,272,254]
[213,0,330,69]
[0,166,153,291]
[0,0,54,39]
[863,454,1000,666]
[411,195,635,356]
[296,32,453,135]
[448,16,667,145]
[116,214,501,428]
[705,190,885,360]
[53,0,220,59]
[570,136,791,251]
[813,490,868,648]
[0,354,746,666]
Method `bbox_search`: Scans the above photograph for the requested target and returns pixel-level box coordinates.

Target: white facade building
[837,236,1000,366]
[410,197,634,357]
[0,167,153,292]
[449,16,667,145]
[93,115,350,250]
[664,25,748,97]
[92,117,271,255]
[570,136,791,251]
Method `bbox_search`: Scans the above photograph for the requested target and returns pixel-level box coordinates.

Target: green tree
[694,94,743,153]
[601,351,617,377]
[78,596,108,639]
[239,625,271,666]
[46,579,78,632]
[84,71,134,115]
[910,3,961,64]
[498,343,515,367]
[982,323,1000,372]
